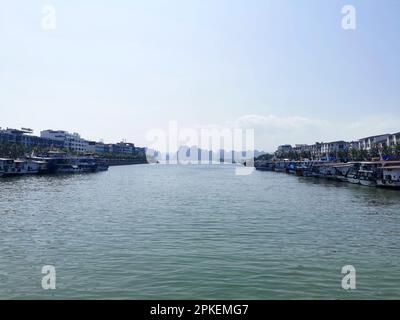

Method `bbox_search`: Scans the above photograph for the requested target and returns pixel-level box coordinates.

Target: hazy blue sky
[1,0,399,151]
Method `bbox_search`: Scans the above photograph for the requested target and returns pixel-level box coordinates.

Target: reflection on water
[1,165,400,299]
[297,175,400,207]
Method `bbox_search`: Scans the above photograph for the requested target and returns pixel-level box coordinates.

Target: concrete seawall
[105,158,148,166]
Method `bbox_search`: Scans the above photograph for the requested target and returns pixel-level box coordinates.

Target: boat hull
[347,177,360,184]
[359,179,377,187]
[377,180,400,189]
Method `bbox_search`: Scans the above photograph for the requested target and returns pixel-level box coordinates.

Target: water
[1,164,400,299]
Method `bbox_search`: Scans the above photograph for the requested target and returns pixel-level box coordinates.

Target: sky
[1,0,399,152]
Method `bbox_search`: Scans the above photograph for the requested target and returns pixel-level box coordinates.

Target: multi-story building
[275,131,400,159]
[275,144,293,157]
[41,130,89,153]
[93,142,108,154]
[358,134,391,151]
[0,128,64,149]
[293,144,308,154]
[349,141,360,150]
[86,141,97,153]
[116,142,136,154]
[2,126,141,156]
[102,142,137,155]
[108,144,121,154]
[320,141,350,156]
[310,143,322,158]
[388,132,400,148]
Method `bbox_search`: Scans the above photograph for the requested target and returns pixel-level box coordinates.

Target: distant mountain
[146,146,266,164]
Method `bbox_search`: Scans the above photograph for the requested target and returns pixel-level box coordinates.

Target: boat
[310,162,336,179]
[346,166,360,184]
[287,162,297,174]
[358,170,377,187]
[294,161,311,176]
[333,163,354,182]
[376,162,400,189]
[0,159,41,177]
[254,160,275,171]
[94,159,109,172]
[31,152,108,174]
[274,161,289,172]
[0,158,14,177]
[357,161,387,187]
[253,157,400,190]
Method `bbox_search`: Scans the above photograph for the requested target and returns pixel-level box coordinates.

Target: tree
[394,144,400,160]
[369,143,380,159]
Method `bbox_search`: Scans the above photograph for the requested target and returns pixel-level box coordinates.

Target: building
[116,142,136,154]
[293,144,308,154]
[310,143,322,158]
[0,128,64,149]
[94,142,108,154]
[358,134,391,151]
[86,141,97,153]
[41,130,89,153]
[108,144,121,154]
[274,131,400,160]
[2,126,141,156]
[320,141,350,156]
[275,144,293,157]
[388,132,400,148]
[349,141,360,150]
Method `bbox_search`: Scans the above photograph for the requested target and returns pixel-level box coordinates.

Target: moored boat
[0,159,41,177]
[287,162,297,174]
[30,152,109,175]
[358,170,377,187]
[274,161,288,172]
[333,163,354,182]
[376,162,400,189]
[346,172,360,184]
[357,161,385,187]
[0,158,14,177]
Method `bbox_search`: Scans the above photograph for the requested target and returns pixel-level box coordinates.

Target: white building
[41,130,89,153]
[358,134,391,150]
[320,141,350,155]
[388,132,400,148]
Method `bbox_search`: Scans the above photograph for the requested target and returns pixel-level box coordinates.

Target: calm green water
[0,164,399,299]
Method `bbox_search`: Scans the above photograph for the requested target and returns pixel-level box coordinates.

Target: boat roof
[311,162,337,167]
[383,166,400,170]
[0,158,14,161]
[333,163,354,168]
